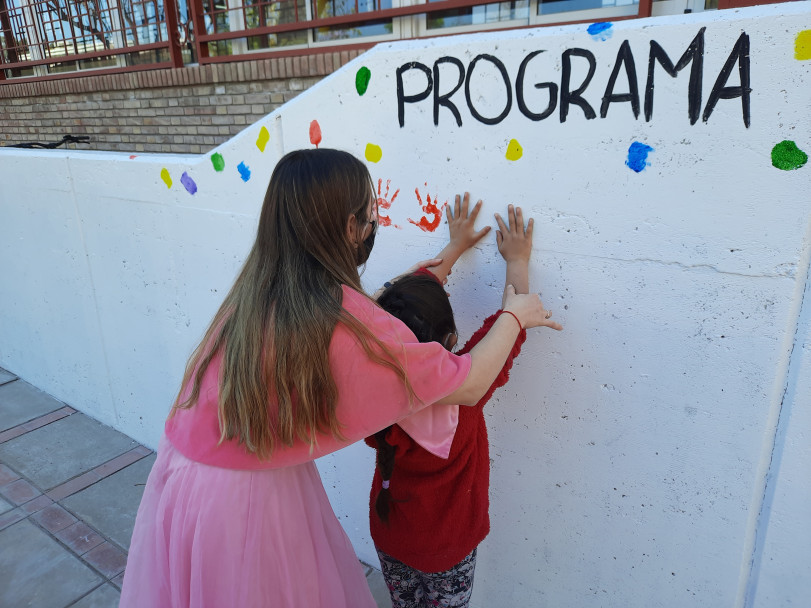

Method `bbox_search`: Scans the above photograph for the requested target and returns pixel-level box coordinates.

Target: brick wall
[0,51,363,154]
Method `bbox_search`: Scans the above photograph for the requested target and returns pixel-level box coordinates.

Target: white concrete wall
[1,4,810,605]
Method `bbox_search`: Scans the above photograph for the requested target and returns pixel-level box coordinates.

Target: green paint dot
[356,67,371,96]
[771,140,808,171]
[211,152,225,172]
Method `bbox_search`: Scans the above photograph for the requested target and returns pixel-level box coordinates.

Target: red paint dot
[129,155,137,159]
[309,120,322,148]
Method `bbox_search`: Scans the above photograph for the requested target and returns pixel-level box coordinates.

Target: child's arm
[494,204,532,294]
[428,192,491,284]
[373,192,490,298]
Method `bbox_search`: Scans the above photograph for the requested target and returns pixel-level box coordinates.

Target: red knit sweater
[364,312,526,573]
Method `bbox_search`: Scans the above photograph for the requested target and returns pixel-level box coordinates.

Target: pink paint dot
[309,120,322,148]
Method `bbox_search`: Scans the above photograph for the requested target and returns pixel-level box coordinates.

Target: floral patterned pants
[376,548,477,608]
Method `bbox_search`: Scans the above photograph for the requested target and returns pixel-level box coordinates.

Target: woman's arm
[436,285,562,406]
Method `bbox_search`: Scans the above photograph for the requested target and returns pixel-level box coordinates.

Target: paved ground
[0,368,391,607]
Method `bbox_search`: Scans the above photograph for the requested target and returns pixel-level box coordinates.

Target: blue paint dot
[180,171,197,195]
[587,22,613,41]
[626,142,654,173]
[237,161,251,182]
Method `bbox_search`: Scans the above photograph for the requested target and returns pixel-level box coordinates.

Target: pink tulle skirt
[120,436,376,608]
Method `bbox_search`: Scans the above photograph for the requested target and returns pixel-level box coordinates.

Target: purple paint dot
[180,171,198,195]
[626,142,654,173]
[588,22,613,41]
[237,161,251,182]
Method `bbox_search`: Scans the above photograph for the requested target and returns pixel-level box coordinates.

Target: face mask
[356,220,377,266]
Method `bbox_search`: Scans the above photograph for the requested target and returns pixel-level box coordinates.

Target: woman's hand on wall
[503,285,562,331]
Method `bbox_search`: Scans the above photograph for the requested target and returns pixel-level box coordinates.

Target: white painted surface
[1,4,810,606]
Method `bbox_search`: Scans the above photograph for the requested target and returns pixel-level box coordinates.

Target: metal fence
[3,0,765,83]
[0,0,183,80]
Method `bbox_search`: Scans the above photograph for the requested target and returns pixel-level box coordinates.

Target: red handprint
[376,178,400,228]
[408,186,447,232]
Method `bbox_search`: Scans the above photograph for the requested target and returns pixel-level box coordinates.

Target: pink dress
[120,286,471,608]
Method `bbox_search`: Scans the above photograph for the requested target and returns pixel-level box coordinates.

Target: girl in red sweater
[366,196,563,608]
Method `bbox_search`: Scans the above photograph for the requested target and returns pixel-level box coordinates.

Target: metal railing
[2,0,771,82]
[0,0,183,80]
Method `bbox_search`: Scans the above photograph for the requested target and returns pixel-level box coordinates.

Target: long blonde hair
[172,149,411,459]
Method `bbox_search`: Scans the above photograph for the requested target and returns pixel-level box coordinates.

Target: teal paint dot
[356,67,371,96]
[771,140,808,171]
[211,152,225,172]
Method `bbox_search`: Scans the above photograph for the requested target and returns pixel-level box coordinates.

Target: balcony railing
[1,0,767,83]
[0,0,184,80]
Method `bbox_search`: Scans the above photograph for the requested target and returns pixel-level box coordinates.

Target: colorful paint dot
[356,66,371,96]
[237,161,251,182]
[180,171,197,195]
[365,143,383,163]
[256,126,270,152]
[309,120,322,148]
[771,140,808,171]
[795,30,811,61]
[626,141,654,173]
[129,155,137,159]
[505,139,523,161]
[211,152,225,172]
[160,168,172,189]
[588,22,613,41]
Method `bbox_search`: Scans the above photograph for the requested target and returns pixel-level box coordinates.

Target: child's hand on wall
[495,205,533,295]
[427,192,491,285]
[494,205,533,264]
[446,192,491,254]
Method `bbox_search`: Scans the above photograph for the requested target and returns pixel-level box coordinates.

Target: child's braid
[373,427,397,524]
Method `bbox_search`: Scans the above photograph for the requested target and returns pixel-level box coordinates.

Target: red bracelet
[500,310,523,330]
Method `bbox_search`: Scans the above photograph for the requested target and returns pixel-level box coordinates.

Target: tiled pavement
[0,367,391,607]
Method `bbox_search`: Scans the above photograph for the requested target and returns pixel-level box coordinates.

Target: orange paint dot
[309,120,322,148]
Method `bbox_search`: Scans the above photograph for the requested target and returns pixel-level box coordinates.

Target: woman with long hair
[120,149,556,607]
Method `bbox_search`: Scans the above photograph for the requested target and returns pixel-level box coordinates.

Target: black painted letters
[645,27,705,124]
[395,28,751,129]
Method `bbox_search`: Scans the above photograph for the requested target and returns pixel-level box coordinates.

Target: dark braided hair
[372,272,457,524]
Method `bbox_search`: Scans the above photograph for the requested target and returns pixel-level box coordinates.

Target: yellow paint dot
[160,168,172,188]
[506,139,523,161]
[365,143,383,163]
[795,30,811,61]
[256,126,270,152]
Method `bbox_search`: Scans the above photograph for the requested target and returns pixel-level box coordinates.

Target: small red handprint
[408,185,447,232]
[376,178,400,228]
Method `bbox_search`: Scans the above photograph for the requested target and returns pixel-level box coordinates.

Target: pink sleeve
[263,287,471,467]
[395,405,458,459]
